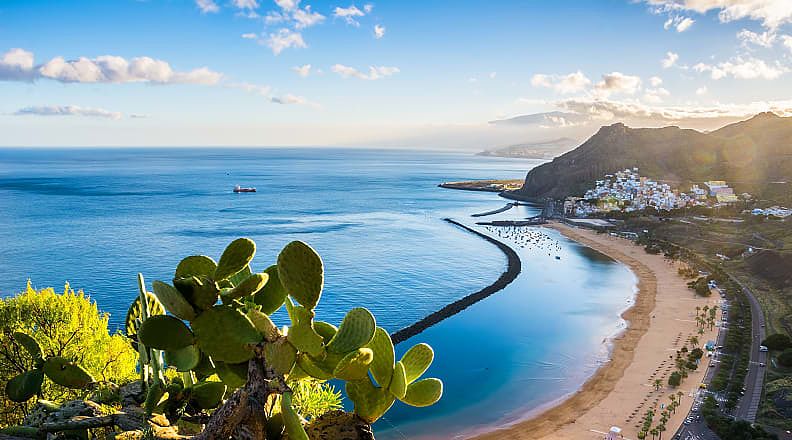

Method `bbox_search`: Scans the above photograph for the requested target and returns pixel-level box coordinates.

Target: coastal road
[731,278,766,422]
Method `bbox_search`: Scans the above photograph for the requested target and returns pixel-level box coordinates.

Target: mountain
[477,137,579,159]
[513,113,792,200]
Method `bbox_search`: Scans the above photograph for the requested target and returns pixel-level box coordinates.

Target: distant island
[439,179,524,192]
[477,137,579,159]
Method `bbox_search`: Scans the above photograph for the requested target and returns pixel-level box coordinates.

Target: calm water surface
[0,148,635,438]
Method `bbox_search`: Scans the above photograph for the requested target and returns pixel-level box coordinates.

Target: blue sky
[2,0,792,148]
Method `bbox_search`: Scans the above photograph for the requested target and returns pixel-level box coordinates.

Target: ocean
[0,148,636,438]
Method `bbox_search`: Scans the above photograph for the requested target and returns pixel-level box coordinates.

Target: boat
[233,185,256,193]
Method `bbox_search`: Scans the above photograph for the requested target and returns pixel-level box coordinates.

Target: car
[759,362,766,367]
[684,420,691,425]
[759,345,769,352]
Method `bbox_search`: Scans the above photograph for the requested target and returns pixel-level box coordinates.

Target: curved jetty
[390,218,521,344]
[471,202,516,217]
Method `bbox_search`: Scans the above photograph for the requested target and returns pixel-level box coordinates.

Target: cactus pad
[221,272,268,301]
[175,255,217,279]
[164,345,201,372]
[144,382,166,415]
[42,357,94,389]
[285,301,325,357]
[326,308,376,354]
[313,321,338,343]
[214,238,256,281]
[125,292,164,339]
[246,309,281,342]
[277,241,323,310]
[12,332,42,360]
[346,377,396,424]
[152,280,196,321]
[296,354,334,380]
[174,276,220,311]
[5,369,44,402]
[192,305,262,363]
[281,392,309,440]
[400,343,434,384]
[366,327,395,388]
[214,361,248,390]
[388,361,407,399]
[254,265,288,315]
[264,339,297,375]
[400,378,443,407]
[137,315,194,351]
[333,348,374,381]
[190,381,227,410]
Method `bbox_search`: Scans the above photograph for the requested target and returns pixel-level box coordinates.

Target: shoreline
[470,221,657,439]
[470,222,719,440]
[390,218,521,344]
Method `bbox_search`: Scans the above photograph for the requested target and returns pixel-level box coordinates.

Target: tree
[778,348,792,367]
[690,336,699,348]
[761,333,792,351]
[654,378,663,391]
[0,282,138,427]
[668,371,682,387]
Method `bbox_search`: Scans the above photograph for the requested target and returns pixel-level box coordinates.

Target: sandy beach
[472,222,720,440]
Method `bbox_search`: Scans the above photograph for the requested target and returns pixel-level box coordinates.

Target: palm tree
[690,335,699,348]
[650,427,659,440]
[677,391,684,405]
[658,423,667,440]
[668,394,677,413]
[654,378,663,391]
[638,431,647,440]
[698,327,705,336]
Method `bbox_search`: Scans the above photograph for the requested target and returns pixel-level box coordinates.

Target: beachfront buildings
[566,168,742,217]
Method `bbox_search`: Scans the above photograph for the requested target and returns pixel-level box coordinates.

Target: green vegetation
[779,349,792,367]
[1,238,443,439]
[701,396,777,439]
[762,334,792,351]
[0,282,138,427]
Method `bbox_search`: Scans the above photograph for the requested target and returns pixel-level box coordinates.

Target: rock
[120,381,146,406]
[23,400,102,427]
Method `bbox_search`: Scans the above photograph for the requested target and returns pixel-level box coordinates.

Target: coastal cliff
[513,112,792,201]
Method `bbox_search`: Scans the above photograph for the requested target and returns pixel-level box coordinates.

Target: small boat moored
[233,185,256,193]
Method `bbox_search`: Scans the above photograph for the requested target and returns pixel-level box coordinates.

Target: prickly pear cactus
[120,238,443,437]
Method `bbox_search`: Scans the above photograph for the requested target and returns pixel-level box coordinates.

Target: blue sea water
[0,148,636,439]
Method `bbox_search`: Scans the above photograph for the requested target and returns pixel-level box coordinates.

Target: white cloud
[293,6,325,29]
[331,64,400,80]
[0,48,35,81]
[693,56,787,79]
[241,33,258,39]
[783,35,792,52]
[696,86,708,95]
[274,0,300,11]
[530,71,591,94]
[292,64,311,77]
[266,29,307,55]
[737,29,776,47]
[645,0,792,30]
[661,51,679,68]
[676,17,695,31]
[643,87,670,103]
[271,93,312,105]
[13,105,122,120]
[0,49,223,85]
[662,15,695,32]
[227,82,272,96]
[232,0,258,10]
[195,0,219,13]
[364,4,373,14]
[649,76,663,87]
[374,24,386,39]
[334,5,366,26]
[489,71,497,79]
[265,11,288,24]
[595,72,642,96]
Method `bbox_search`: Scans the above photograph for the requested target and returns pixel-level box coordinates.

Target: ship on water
[233,185,256,193]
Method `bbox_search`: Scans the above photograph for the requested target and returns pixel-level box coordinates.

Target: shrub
[778,348,792,367]
[762,333,792,351]
[0,282,138,427]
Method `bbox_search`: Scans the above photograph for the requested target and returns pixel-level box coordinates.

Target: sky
[2,0,792,149]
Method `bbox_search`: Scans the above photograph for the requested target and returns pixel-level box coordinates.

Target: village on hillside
[564,168,792,219]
